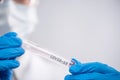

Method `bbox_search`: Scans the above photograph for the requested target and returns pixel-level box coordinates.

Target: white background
[28,0,120,70]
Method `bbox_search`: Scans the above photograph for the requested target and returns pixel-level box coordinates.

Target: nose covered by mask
[0,0,38,37]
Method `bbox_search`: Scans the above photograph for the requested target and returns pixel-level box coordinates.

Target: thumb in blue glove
[65,58,120,80]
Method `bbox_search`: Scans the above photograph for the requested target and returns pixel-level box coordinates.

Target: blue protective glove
[65,58,120,80]
[0,32,25,80]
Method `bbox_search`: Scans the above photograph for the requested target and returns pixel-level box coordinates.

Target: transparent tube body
[22,39,74,67]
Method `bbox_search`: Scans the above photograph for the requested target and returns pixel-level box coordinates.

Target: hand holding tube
[0,32,24,80]
[65,59,120,80]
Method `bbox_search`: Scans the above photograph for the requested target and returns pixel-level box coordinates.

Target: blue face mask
[0,0,38,37]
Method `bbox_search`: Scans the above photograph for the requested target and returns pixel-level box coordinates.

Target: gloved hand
[65,58,120,80]
[0,32,24,80]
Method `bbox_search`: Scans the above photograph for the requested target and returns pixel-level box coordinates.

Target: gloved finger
[64,72,106,80]
[0,60,20,71]
[70,61,119,75]
[69,58,82,75]
[81,62,119,74]
[71,58,81,65]
[3,32,17,37]
[0,70,12,80]
[0,32,22,49]
[0,47,25,59]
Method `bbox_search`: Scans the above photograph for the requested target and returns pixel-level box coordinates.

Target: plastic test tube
[22,39,74,67]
